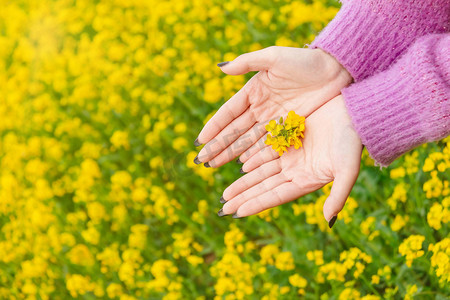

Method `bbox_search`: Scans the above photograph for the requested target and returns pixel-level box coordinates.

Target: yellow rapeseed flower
[399,235,425,267]
[265,111,305,156]
[404,284,418,300]
[289,273,307,293]
[390,215,409,232]
[428,238,450,283]
[275,251,295,271]
[427,201,450,230]
[66,274,95,298]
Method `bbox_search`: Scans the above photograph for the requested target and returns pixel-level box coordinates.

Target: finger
[207,122,266,168]
[238,133,270,164]
[322,171,359,224]
[242,143,278,173]
[222,159,282,201]
[221,172,288,215]
[197,110,255,163]
[234,181,302,217]
[197,86,250,145]
[219,47,277,75]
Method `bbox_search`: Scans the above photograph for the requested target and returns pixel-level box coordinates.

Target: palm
[219,96,362,220]
[196,47,351,167]
[243,67,334,121]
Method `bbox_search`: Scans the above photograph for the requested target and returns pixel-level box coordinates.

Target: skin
[195,46,361,222]
[220,95,363,223]
[196,46,352,168]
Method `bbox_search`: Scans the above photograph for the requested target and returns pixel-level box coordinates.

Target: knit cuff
[342,76,423,167]
[309,1,449,81]
[341,34,450,166]
[309,2,392,81]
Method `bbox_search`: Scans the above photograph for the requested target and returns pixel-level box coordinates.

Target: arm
[219,34,449,224]
[343,33,450,166]
[310,0,450,81]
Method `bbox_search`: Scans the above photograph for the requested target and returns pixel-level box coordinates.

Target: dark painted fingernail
[204,162,211,168]
[232,213,241,219]
[218,208,226,217]
[194,156,201,165]
[220,196,226,204]
[239,167,246,174]
[217,61,229,67]
[194,138,202,147]
[236,158,243,164]
[328,215,337,228]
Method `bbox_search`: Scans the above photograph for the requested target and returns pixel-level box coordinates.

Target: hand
[218,95,363,224]
[195,46,352,168]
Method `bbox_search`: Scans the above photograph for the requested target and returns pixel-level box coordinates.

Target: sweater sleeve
[309,0,450,81]
[342,33,450,166]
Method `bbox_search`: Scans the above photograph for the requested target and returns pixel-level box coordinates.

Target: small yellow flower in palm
[265,120,284,136]
[265,111,306,156]
[285,111,305,130]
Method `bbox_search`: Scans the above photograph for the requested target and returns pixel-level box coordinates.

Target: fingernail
[236,158,243,164]
[218,208,226,217]
[217,61,229,67]
[194,138,202,147]
[220,196,226,204]
[232,213,241,219]
[328,215,337,228]
[204,162,211,168]
[239,167,246,174]
[194,156,201,165]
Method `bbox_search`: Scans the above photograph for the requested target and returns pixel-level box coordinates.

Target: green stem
[359,274,381,297]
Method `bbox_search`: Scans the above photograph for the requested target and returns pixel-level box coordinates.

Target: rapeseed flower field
[0,0,448,299]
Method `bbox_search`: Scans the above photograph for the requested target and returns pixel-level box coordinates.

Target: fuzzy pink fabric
[310,0,450,81]
[310,1,450,166]
[343,34,450,166]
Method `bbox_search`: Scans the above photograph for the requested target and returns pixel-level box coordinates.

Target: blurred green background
[0,0,448,299]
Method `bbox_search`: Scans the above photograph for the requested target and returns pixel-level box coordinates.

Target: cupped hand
[195,46,352,168]
[218,95,363,224]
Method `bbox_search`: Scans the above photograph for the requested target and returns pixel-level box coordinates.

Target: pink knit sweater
[310,0,450,166]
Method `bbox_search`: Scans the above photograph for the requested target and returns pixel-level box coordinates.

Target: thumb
[218,46,278,75]
[323,171,359,227]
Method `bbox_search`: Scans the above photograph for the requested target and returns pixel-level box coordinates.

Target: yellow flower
[288,135,303,149]
[317,261,347,283]
[129,224,149,250]
[265,134,289,156]
[404,284,418,300]
[265,111,305,156]
[371,275,380,284]
[289,274,307,288]
[390,167,405,179]
[361,295,381,300]
[391,215,409,232]
[265,120,283,136]
[428,238,450,283]
[427,202,449,230]
[66,274,95,298]
[110,130,130,149]
[399,235,425,267]
[285,111,305,130]
[338,287,360,300]
[360,216,376,236]
[210,253,254,297]
[307,250,324,266]
[187,255,204,266]
[67,244,95,266]
[260,244,280,265]
[377,265,392,280]
[275,251,295,271]
[107,283,123,298]
[172,136,188,152]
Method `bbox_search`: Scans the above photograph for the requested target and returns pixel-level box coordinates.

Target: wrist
[315,48,353,87]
